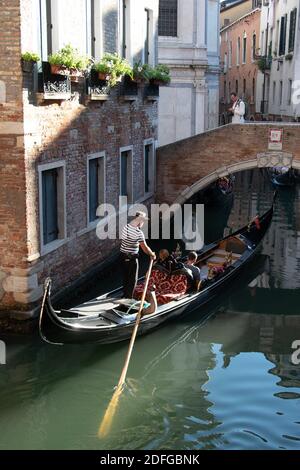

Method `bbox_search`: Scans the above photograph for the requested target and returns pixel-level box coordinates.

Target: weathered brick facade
[0,0,159,319]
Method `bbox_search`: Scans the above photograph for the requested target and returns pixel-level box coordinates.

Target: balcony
[37,62,71,100]
[119,75,138,102]
[86,70,110,101]
[144,82,159,101]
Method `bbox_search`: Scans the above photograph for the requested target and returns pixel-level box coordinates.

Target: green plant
[132,62,150,81]
[147,64,171,84]
[48,44,90,71]
[256,56,271,72]
[21,51,40,62]
[93,53,133,86]
[285,52,293,61]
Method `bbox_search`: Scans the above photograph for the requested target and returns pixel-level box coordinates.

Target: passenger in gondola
[184,251,201,290]
[155,249,179,273]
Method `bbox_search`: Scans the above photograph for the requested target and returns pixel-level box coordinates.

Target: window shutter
[42,169,58,245]
[121,152,128,196]
[289,8,297,53]
[89,159,99,222]
[145,145,150,193]
[279,15,287,56]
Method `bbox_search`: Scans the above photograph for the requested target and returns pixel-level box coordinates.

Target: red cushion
[134,269,187,305]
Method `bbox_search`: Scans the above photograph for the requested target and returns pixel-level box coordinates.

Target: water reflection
[1,169,300,449]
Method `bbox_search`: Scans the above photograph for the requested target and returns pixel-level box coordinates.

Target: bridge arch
[156,124,300,205]
[174,151,296,205]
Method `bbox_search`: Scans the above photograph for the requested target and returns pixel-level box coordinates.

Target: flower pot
[69,68,84,82]
[98,72,109,81]
[22,60,35,73]
[51,64,69,76]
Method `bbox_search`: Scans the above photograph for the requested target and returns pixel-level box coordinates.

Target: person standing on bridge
[229,92,245,124]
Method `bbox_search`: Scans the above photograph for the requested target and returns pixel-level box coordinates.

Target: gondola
[39,199,275,345]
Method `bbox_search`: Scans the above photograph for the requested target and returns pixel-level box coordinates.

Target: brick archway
[156,124,300,205]
[174,151,296,204]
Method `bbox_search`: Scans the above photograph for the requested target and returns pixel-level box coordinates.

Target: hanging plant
[93,53,133,87]
[48,44,91,81]
[147,64,171,85]
[21,51,40,72]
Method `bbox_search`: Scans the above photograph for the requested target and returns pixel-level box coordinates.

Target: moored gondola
[39,199,275,345]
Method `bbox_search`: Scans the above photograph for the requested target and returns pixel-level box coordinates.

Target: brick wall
[0,0,159,318]
[156,123,300,205]
[0,0,30,309]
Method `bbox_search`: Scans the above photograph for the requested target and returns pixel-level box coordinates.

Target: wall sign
[268,129,283,151]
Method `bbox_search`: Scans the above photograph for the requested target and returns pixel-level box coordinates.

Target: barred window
[158,0,178,37]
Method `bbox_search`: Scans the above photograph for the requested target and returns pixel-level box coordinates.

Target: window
[236,79,239,94]
[273,81,276,104]
[88,153,105,224]
[144,9,150,64]
[224,80,227,101]
[90,0,95,58]
[224,52,228,73]
[120,147,133,205]
[38,0,52,60]
[144,141,155,195]
[289,8,297,53]
[39,162,66,253]
[252,33,256,61]
[279,80,283,105]
[279,15,287,56]
[261,31,264,56]
[237,37,240,65]
[158,0,177,37]
[288,79,293,105]
[121,0,127,58]
[275,20,280,52]
[252,78,255,102]
[243,78,246,95]
[229,41,232,68]
[243,33,247,63]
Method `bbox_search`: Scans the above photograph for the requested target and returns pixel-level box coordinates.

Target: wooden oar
[98,258,154,438]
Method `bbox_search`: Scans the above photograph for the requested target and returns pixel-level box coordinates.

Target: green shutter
[89,159,99,222]
[42,169,58,245]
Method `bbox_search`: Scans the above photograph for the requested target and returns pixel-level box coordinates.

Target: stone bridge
[156,123,300,205]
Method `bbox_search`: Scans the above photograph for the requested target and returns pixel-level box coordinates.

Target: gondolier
[120,211,156,299]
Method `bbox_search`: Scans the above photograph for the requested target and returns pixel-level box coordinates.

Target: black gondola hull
[39,204,274,345]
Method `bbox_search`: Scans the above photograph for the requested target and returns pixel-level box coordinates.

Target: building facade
[220,0,254,29]
[157,0,220,147]
[219,6,262,124]
[0,0,159,318]
[256,0,300,121]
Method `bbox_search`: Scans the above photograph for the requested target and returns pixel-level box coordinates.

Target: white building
[157,0,220,147]
[22,0,159,67]
[257,0,300,120]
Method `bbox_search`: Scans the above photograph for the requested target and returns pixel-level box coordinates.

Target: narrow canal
[1,169,300,450]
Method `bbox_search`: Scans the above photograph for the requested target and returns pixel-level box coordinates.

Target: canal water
[1,169,300,450]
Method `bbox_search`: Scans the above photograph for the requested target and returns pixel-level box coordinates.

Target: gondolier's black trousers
[120,253,139,299]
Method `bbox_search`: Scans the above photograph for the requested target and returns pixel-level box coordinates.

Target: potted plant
[93,53,133,87]
[92,61,112,81]
[132,62,150,83]
[21,52,40,72]
[48,44,90,81]
[285,52,293,61]
[148,64,171,85]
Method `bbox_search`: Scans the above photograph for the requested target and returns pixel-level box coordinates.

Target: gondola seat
[134,268,188,305]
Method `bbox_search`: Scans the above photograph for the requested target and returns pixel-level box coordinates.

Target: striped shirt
[120,223,145,255]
